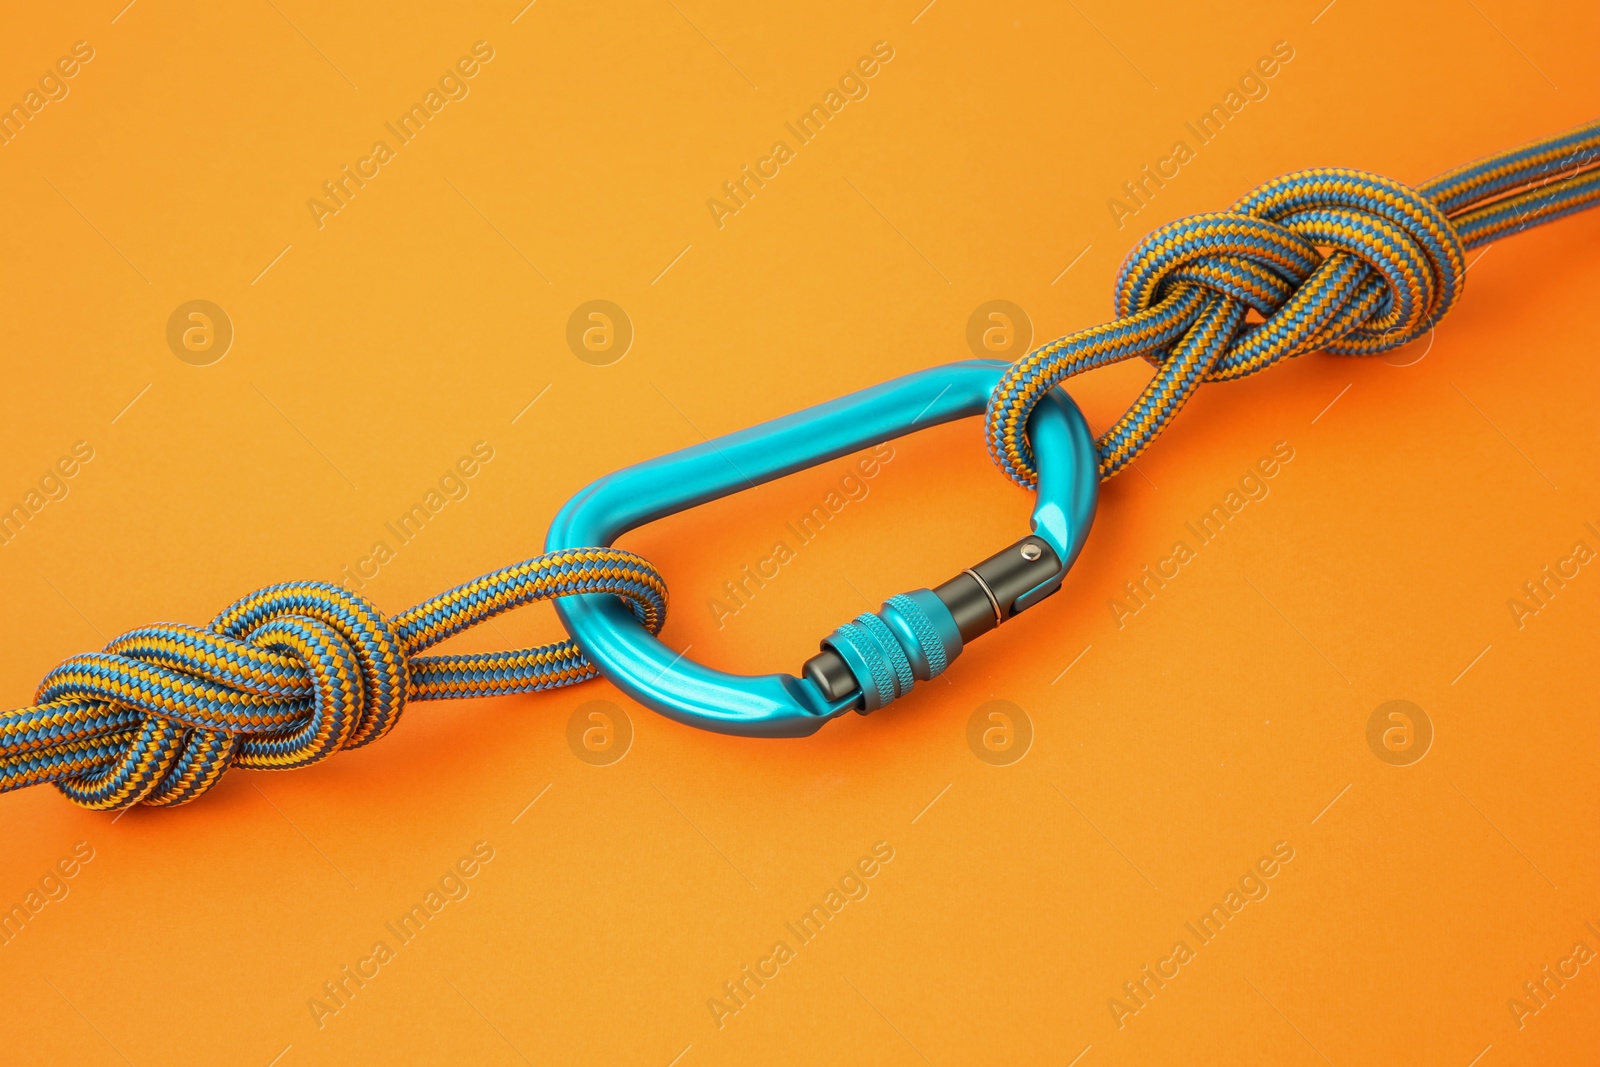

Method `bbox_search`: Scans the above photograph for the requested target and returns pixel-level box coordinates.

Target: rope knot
[986,167,1478,487]
[5,547,668,810]
[1115,169,1466,378]
[35,583,408,809]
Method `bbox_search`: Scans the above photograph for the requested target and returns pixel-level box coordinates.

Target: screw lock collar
[803,536,1063,711]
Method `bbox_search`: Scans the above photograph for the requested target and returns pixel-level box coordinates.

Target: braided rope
[987,118,1600,486]
[4,122,1598,810]
[1,549,665,808]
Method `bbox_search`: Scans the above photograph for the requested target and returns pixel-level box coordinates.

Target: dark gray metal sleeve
[933,535,1061,642]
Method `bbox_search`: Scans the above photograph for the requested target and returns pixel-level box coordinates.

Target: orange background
[1,1,1597,1063]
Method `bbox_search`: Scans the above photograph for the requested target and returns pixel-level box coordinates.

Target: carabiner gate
[546,360,1098,737]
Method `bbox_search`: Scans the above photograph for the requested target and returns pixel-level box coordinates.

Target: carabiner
[546,360,1098,737]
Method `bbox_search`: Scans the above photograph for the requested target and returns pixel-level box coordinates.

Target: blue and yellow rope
[2,549,665,808]
[987,118,1600,484]
[3,121,1598,809]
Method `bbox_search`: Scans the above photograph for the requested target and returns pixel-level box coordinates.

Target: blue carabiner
[546,360,1098,737]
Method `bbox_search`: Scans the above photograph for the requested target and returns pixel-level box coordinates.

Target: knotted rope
[3,121,1597,809]
[987,118,1600,484]
[2,549,664,808]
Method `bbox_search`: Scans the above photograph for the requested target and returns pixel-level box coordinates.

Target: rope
[3,121,1598,809]
[1,549,665,808]
[986,118,1600,485]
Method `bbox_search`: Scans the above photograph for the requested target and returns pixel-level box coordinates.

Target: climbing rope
[1,549,664,808]
[3,121,1598,808]
[987,118,1600,484]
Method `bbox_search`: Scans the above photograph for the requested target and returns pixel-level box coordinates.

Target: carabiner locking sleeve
[545,360,1098,737]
